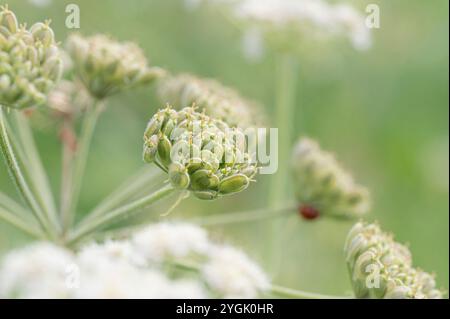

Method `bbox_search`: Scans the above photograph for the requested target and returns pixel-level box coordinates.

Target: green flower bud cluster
[0,5,62,109]
[291,138,370,219]
[143,106,258,200]
[344,222,444,299]
[66,33,166,99]
[157,74,264,129]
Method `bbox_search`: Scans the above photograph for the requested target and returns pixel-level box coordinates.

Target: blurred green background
[1,0,448,295]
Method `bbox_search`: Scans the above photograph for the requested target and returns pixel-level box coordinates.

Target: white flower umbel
[0,223,269,299]
[132,222,211,263]
[191,0,372,52]
[75,253,207,299]
[78,240,147,268]
[202,245,269,298]
[0,242,74,298]
[232,0,371,51]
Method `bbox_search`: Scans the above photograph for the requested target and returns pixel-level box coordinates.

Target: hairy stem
[188,204,296,226]
[267,54,298,276]
[0,106,53,238]
[12,111,60,234]
[63,100,103,230]
[68,183,176,245]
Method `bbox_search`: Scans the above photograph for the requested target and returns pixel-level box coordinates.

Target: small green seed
[157,134,172,167]
[193,190,218,200]
[168,163,190,189]
[218,174,249,195]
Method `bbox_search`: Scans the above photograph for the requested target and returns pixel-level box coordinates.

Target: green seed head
[0,6,62,109]
[291,137,370,219]
[143,105,258,199]
[66,33,166,99]
[344,222,444,299]
[157,73,265,129]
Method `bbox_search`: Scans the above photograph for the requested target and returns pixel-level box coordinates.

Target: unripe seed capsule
[218,174,249,195]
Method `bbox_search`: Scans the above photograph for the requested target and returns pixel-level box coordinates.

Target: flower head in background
[66,34,166,99]
[0,242,74,298]
[187,0,372,56]
[143,106,258,200]
[0,222,269,299]
[234,0,371,51]
[132,222,210,262]
[157,73,265,129]
[344,222,444,299]
[0,5,63,109]
[202,245,269,298]
[291,138,370,219]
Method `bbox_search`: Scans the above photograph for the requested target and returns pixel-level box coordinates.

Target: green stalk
[0,205,45,239]
[85,165,162,223]
[0,191,45,238]
[12,111,60,234]
[188,204,296,226]
[267,54,298,276]
[270,285,350,299]
[62,100,103,230]
[0,107,56,237]
[67,183,176,245]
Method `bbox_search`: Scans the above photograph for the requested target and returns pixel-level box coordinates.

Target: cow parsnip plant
[0,5,445,299]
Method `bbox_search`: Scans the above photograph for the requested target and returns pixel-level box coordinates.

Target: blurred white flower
[192,0,372,52]
[28,0,52,7]
[202,245,269,298]
[132,222,211,262]
[234,0,371,51]
[0,223,269,299]
[0,242,74,298]
[241,27,265,62]
[78,240,146,268]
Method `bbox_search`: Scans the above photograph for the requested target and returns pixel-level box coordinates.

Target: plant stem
[0,191,45,238]
[0,106,53,238]
[67,183,176,245]
[12,111,60,234]
[62,100,103,230]
[269,53,298,210]
[188,204,296,226]
[270,284,350,299]
[0,205,45,239]
[85,165,162,223]
[59,119,75,232]
[267,54,298,276]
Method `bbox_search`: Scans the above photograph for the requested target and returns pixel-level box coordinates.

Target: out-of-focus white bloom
[75,253,207,299]
[132,222,211,262]
[77,240,146,268]
[233,0,371,51]
[0,242,74,298]
[192,0,372,52]
[28,0,52,8]
[241,27,265,62]
[184,0,203,11]
[0,223,269,299]
[202,245,269,298]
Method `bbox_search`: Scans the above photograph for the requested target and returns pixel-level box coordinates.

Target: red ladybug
[299,205,320,220]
